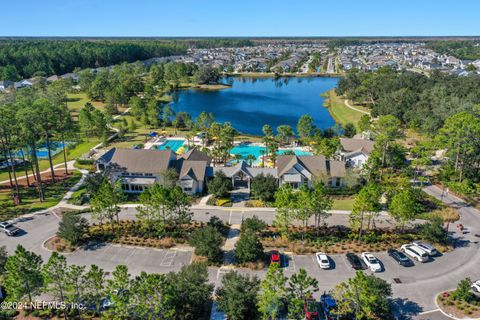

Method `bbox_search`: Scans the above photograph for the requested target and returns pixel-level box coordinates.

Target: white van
[400,244,429,263]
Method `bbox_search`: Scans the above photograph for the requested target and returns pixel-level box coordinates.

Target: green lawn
[0,171,82,219]
[331,197,355,211]
[67,92,104,119]
[323,90,370,128]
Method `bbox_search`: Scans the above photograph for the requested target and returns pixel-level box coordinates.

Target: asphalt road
[1,185,478,320]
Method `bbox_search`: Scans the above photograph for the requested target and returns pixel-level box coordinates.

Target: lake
[171,76,338,136]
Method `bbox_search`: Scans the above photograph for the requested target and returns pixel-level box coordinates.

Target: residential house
[61,73,79,83]
[215,155,347,191]
[47,75,60,82]
[96,148,210,195]
[338,138,374,168]
[0,80,13,92]
[214,161,277,189]
[276,155,346,189]
[14,79,33,89]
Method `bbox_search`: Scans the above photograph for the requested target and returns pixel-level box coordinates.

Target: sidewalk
[221,224,241,266]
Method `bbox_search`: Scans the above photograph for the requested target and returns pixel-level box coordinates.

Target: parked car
[315,252,330,269]
[388,248,414,267]
[320,293,338,320]
[401,244,429,262]
[270,250,281,266]
[0,222,19,236]
[346,253,364,270]
[361,252,382,272]
[472,280,480,293]
[304,298,319,320]
[412,241,437,256]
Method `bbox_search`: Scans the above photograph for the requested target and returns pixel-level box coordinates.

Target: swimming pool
[154,139,186,152]
[229,145,312,165]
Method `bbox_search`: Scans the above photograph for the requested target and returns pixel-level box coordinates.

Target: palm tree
[234,154,242,164]
[246,154,256,166]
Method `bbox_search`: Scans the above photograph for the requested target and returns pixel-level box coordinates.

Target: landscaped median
[85,219,213,250]
[437,279,480,319]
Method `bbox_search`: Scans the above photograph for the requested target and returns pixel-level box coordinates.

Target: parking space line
[341,254,349,268]
[284,254,296,272]
[160,251,176,267]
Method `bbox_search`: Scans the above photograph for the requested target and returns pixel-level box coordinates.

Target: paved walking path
[344,99,371,115]
[221,224,241,266]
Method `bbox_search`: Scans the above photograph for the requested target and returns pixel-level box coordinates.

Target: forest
[336,67,480,132]
[427,40,480,60]
[0,40,187,80]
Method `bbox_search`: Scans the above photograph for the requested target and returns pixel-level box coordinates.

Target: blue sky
[1,0,479,37]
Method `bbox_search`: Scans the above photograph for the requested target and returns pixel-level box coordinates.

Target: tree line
[0,83,77,203]
[0,40,187,81]
[336,67,480,132]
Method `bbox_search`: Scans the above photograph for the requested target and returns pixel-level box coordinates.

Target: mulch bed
[0,169,72,189]
[437,292,480,319]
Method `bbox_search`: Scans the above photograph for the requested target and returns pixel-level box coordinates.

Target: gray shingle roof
[213,161,277,178]
[98,148,174,174]
[277,155,345,178]
[340,138,374,154]
[180,147,211,163]
[179,160,208,181]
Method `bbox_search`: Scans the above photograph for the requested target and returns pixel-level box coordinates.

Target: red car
[270,250,281,266]
[304,299,319,320]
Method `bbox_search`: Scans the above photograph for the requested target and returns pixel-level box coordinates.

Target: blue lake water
[171,76,338,136]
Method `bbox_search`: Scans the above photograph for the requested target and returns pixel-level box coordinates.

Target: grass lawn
[331,197,355,210]
[323,90,370,128]
[0,171,82,219]
[67,92,104,119]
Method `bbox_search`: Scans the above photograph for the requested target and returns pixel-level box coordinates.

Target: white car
[412,241,437,256]
[315,252,330,269]
[361,252,382,272]
[401,244,429,262]
[472,280,480,293]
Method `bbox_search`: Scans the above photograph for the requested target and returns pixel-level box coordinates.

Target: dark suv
[346,252,364,270]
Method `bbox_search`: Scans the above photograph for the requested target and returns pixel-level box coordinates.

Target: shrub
[206,196,217,206]
[250,173,278,202]
[235,230,264,263]
[57,213,89,246]
[207,216,229,235]
[241,216,266,234]
[216,198,232,207]
[189,226,224,263]
[421,217,448,244]
[430,207,460,223]
[452,278,476,304]
[207,172,232,198]
[245,200,266,207]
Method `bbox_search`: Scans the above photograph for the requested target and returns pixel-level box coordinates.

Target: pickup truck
[0,221,20,236]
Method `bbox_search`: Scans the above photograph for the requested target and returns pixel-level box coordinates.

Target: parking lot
[66,244,193,275]
[2,186,480,318]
